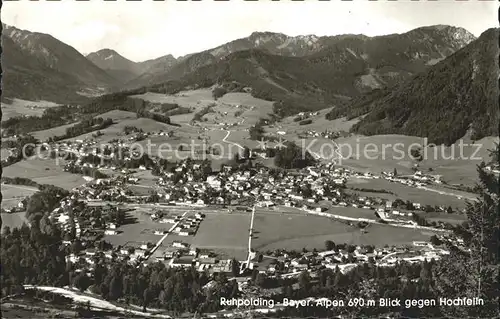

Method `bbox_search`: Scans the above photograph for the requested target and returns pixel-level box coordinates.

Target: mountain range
[1,24,475,102]
[86,49,177,84]
[1,24,119,103]
[1,23,496,144]
[329,28,498,145]
[121,26,476,91]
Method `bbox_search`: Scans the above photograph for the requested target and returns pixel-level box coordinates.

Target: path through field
[142,211,188,264]
[223,130,244,150]
[23,286,171,318]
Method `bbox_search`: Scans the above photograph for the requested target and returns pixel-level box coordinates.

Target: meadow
[1,184,39,210]
[1,149,11,160]
[251,209,436,251]
[2,156,86,190]
[191,212,250,260]
[1,212,29,231]
[292,133,498,187]
[1,98,60,121]
[103,208,190,249]
[346,178,473,209]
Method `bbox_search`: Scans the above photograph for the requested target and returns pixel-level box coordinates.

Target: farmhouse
[172,241,189,249]
[104,229,119,235]
[170,257,194,268]
[179,229,196,236]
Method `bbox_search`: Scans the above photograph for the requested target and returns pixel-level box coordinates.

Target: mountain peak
[341,30,496,145]
[86,48,144,82]
[88,48,121,58]
[409,24,476,44]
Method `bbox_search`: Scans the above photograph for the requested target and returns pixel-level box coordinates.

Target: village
[1,131,470,301]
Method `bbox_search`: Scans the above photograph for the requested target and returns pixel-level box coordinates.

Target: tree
[393,167,398,176]
[73,274,90,293]
[432,149,500,318]
[255,273,268,288]
[212,87,227,100]
[251,269,258,282]
[410,147,423,161]
[230,279,239,297]
[424,205,435,213]
[143,288,150,312]
[324,240,335,251]
[231,259,240,277]
[298,271,311,293]
[249,122,265,140]
[488,142,499,164]
[274,141,316,169]
[301,183,313,198]
[243,146,251,159]
[429,235,442,246]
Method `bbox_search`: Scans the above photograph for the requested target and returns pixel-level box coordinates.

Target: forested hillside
[327,28,498,145]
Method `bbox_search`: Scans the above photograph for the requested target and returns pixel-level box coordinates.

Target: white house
[172,241,189,248]
[104,229,119,235]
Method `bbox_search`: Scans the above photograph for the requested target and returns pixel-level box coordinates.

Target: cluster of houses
[154,161,351,209]
[298,129,345,140]
[0,197,27,214]
[252,241,450,280]
[32,134,465,274]
[152,211,205,237]
[296,111,319,119]
[381,170,442,186]
[51,199,82,238]
[75,178,135,203]
[167,248,233,273]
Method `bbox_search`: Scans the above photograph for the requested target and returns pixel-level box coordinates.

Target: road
[143,211,188,263]
[416,185,478,201]
[242,205,256,273]
[223,130,244,150]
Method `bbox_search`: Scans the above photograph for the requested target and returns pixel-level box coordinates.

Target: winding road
[222,130,244,150]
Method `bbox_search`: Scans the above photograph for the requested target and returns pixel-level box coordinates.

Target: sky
[2,0,497,62]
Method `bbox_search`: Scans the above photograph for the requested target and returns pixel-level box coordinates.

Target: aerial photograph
[0,0,498,318]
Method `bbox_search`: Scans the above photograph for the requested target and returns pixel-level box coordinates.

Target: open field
[1,148,12,160]
[288,134,498,187]
[251,210,436,251]
[133,90,273,129]
[57,110,184,143]
[273,109,359,137]
[425,214,467,225]
[103,208,185,247]
[1,184,39,209]
[346,178,473,209]
[131,170,157,185]
[31,122,79,142]
[191,212,250,260]
[1,211,29,231]
[2,156,86,190]
[1,98,60,121]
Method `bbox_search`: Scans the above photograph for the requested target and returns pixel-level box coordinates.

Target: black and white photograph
[0,0,498,318]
